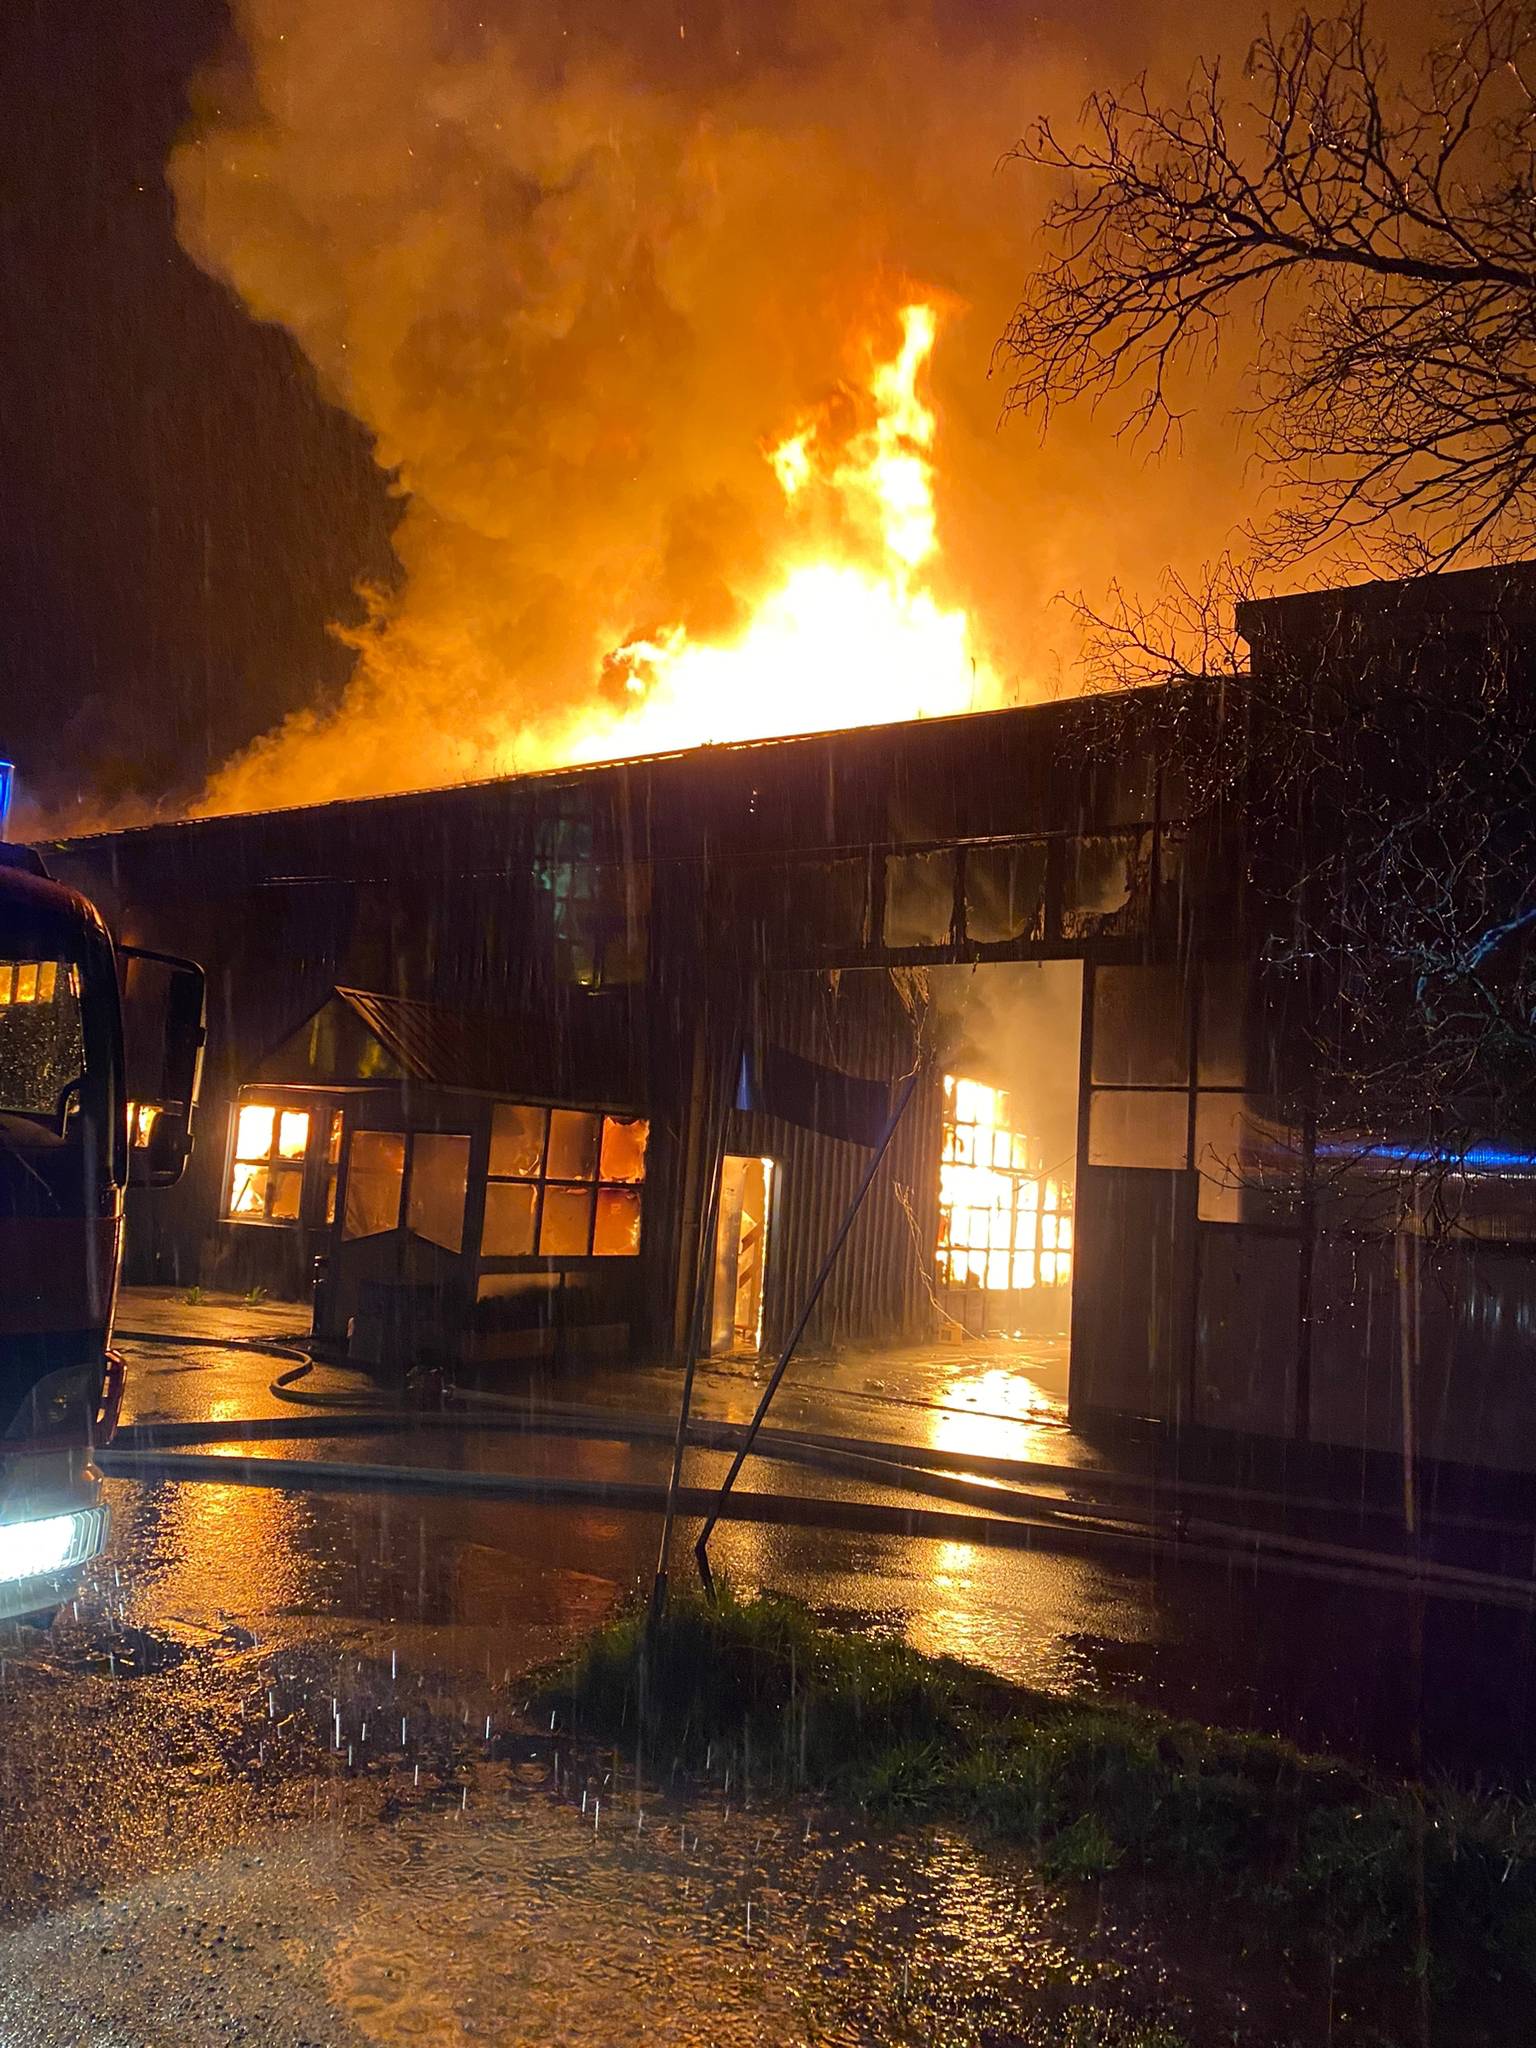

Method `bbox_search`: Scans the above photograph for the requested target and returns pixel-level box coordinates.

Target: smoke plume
[169,0,1266,815]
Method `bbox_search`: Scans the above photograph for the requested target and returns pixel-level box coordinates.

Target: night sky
[1,0,398,823]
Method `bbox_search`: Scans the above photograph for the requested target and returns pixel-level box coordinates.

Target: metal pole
[694,1066,920,1586]
[650,1029,738,1623]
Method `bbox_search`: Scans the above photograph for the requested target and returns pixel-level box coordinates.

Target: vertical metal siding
[721,969,943,1351]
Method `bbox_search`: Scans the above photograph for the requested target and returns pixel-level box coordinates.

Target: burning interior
[937,1075,1072,1337]
[52,572,1536,1477]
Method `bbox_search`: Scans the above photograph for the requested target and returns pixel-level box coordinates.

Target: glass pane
[489,1103,546,1178]
[964,843,1047,945]
[407,1133,470,1253]
[547,1109,600,1181]
[1087,1089,1189,1169]
[1092,965,1190,1087]
[539,1185,593,1255]
[1063,832,1149,938]
[1198,963,1249,1088]
[593,1187,643,1256]
[599,1115,649,1185]
[883,850,955,948]
[0,960,85,1114]
[327,1110,344,1164]
[481,1180,537,1257]
[343,1131,406,1240]
[276,1109,310,1160]
[324,1171,338,1226]
[0,964,11,1004]
[228,1161,268,1218]
[1195,1093,1297,1224]
[269,1167,302,1221]
[234,1103,275,1162]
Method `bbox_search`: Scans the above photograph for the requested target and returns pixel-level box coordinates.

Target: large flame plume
[167,0,1262,820]
[557,302,994,764]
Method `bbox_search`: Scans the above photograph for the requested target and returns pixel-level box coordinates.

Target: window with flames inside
[226,1103,343,1226]
[482,1105,648,1260]
[937,1075,1073,1335]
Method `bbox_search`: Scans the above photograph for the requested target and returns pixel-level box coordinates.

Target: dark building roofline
[1236,559,1536,667]
[47,682,1187,857]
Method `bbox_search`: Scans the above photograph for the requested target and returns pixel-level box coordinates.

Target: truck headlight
[0,1508,107,1583]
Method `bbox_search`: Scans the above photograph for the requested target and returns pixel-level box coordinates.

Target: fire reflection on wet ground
[0,1729,1277,2047]
[99,1315,1536,1783]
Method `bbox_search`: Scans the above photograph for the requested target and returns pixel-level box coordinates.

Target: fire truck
[0,836,204,1622]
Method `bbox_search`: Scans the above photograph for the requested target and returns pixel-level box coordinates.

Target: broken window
[406,1133,471,1253]
[598,1114,649,1184]
[1061,832,1152,939]
[883,849,955,949]
[963,843,1047,946]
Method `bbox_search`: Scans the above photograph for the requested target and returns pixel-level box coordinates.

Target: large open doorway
[919,960,1082,1434]
[710,1154,776,1357]
[712,961,1083,1439]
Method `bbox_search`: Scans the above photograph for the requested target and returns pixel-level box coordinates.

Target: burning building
[47,559,1536,1482]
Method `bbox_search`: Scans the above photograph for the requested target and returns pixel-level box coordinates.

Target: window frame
[480,1101,649,1263]
[336,1124,474,1249]
[223,1098,316,1227]
[222,1089,349,1231]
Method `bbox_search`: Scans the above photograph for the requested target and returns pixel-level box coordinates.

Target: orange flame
[939,1074,1072,1293]
[544,302,997,766]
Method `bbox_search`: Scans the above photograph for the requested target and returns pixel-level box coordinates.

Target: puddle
[0,1761,1268,2047]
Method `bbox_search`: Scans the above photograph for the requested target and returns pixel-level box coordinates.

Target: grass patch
[534,1585,1536,2004]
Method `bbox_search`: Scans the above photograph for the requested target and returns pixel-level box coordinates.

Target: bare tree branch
[1000,0,1536,564]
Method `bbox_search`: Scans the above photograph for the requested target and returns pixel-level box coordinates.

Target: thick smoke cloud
[169,0,1269,814]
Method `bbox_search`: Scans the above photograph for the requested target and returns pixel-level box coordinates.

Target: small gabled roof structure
[255,986,524,1096]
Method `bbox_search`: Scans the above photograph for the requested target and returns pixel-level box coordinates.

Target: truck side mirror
[120,946,207,1188]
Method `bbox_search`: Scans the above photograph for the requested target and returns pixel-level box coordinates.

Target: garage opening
[715,960,1083,1441]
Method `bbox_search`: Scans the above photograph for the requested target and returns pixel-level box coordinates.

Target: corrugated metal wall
[723,969,943,1351]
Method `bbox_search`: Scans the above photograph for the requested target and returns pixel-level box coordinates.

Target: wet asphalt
[0,1312,1533,2043]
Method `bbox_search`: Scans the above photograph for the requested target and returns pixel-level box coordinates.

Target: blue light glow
[0,762,12,839]
[1315,1138,1536,1176]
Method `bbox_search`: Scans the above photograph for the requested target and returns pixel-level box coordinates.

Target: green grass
[533,1586,1536,2002]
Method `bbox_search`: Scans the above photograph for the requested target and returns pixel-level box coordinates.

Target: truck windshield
[0,959,87,1120]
